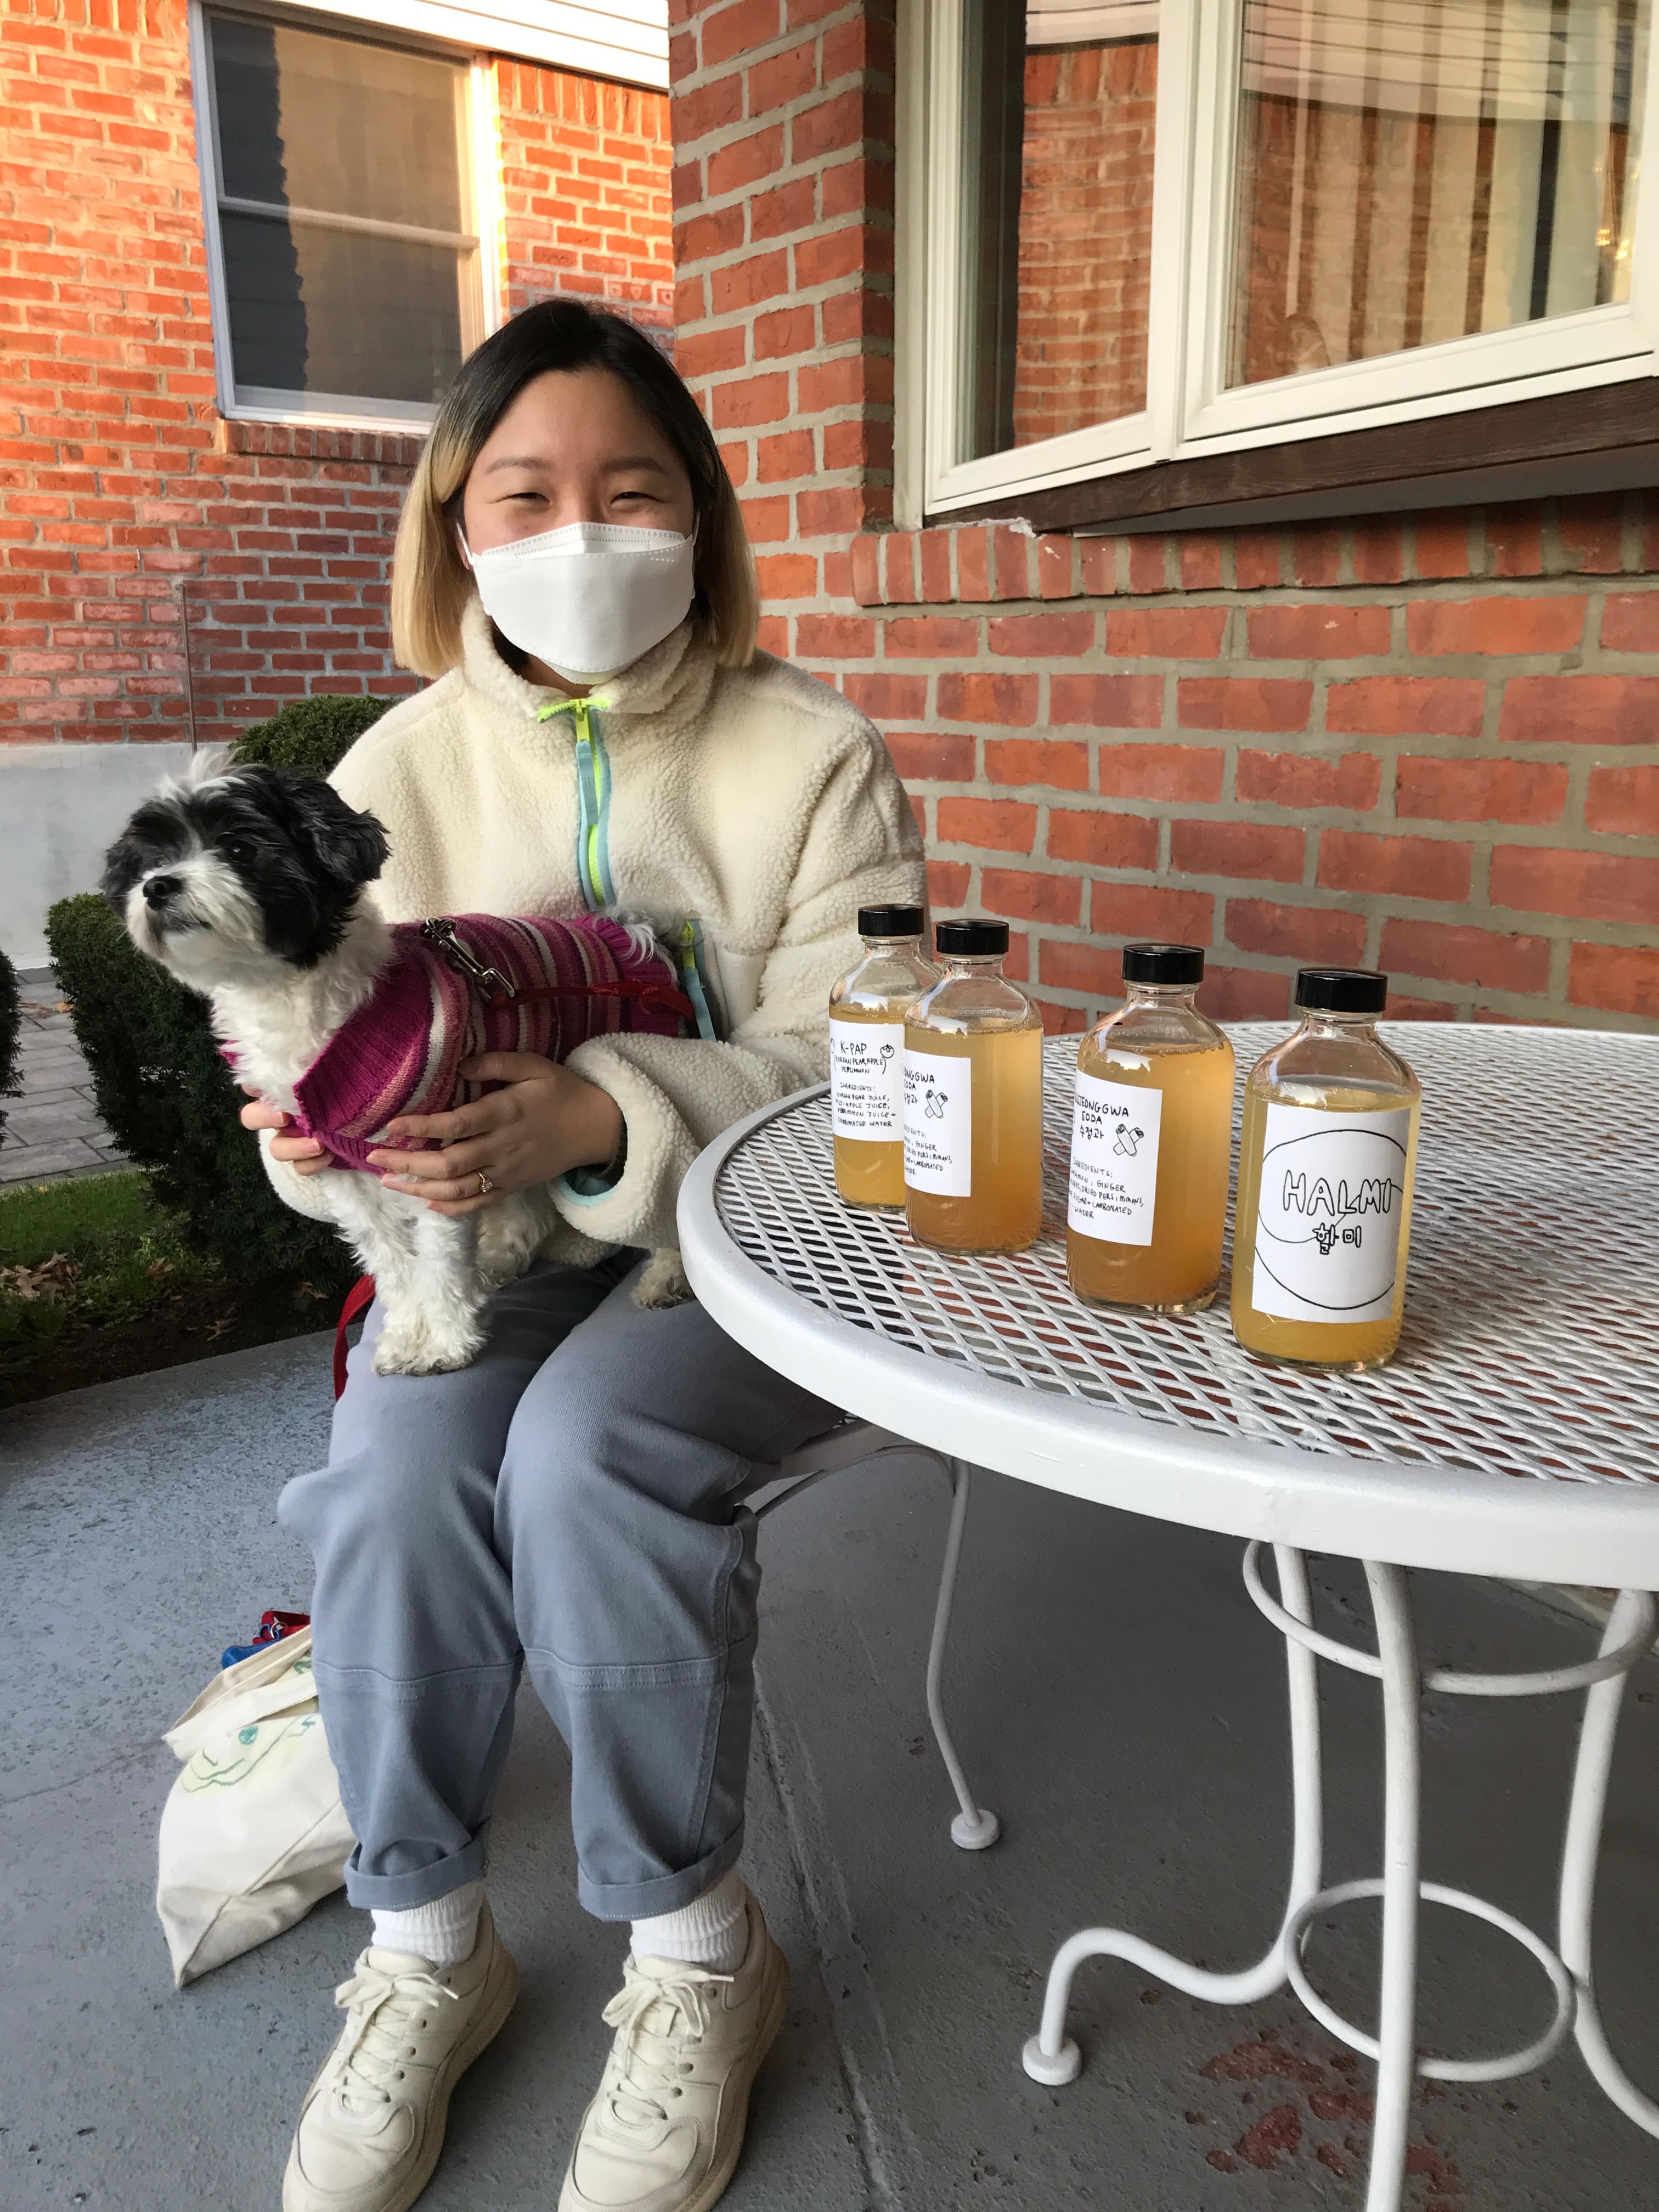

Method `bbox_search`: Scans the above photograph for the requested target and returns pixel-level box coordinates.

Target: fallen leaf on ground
[0,1253,81,1302]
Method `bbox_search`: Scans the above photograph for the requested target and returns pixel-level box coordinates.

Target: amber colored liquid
[831,1001,907,1209]
[904,1023,1043,1253]
[1231,1085,1421,1370]
[1067,1041,1235,1313]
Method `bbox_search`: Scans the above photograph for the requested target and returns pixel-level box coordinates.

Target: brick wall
[669,0,1659,1032]
[1,0,673,750]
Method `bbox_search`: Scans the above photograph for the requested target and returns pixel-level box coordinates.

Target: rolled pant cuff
[343,1824,492,1912]
[577,1826,744,1923]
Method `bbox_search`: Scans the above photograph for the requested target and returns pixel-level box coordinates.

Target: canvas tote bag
[157,1628,354,1987]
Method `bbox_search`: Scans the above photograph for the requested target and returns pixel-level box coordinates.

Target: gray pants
[279,1254,835,1921]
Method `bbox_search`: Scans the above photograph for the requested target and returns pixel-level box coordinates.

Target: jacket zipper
[538,696,614,912]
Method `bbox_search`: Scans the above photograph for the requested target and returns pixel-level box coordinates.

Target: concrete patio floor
[4,1335,1658,2212]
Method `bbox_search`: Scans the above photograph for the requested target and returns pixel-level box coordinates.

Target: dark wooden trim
[935,378,1659,533]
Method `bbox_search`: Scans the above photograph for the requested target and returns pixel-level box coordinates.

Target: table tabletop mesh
[712,1024,1659,1489]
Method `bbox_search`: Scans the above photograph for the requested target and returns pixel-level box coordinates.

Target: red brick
[1051,673,1163,728]
[1079,537,1119,595]
[1180,534,1223,589]
[1235,750,1382,811]
[956,528,991,603]
[1200,966,1295,1021]
[1107,606,1227,658]
[1318,831,1472,902]
[1396,757,1568,827]
[1291,527,1342,586]
[750,176,817,241]
[1247,603,1390,659]
[702,0,780,67]
[984,738,1090,790]
[1326,676,1486,738]
[842,672,929,722]
[1034,997,1091,1035]
[1226,899,1368,966]
[938,797,1037,853]
[711,373,790,428]
[994,527,1032,600]
[1490,845,1659,927]
[1096,742,1224,802]
[740,494,791,541]
[989,611,1094,656]
[982,867,1082,926]
[1499,675,1659,745]
[1090,882,1216,943]
[754,551,816,597]
[1047,810,1159,868]
[882,532,917,603]
[936,670,1038,721]
[1558,494,1624,574]
[928,859,970,910]
[884,616,979,659]
[797,487,870,536]
[885,730,973,780]
[1568,942,1659,1018]
[752,303,814,359]
[1171,820,1305,883]
[1233,530,1283,590]
[1485,506,1544,578]
[1599,592,1659,651]
[791,88,870,165]
[794,613,873,657]
[919,529,953,601]
[748,37,817,110]
[849,535,880,606]
[1178,678,1312,732]
[1038,534,1078,597]
[1040,939,1126,997]
[1127,538,1170,593]
[707,125,784,196]
[1380,918,1551,995]
[1406,596,1584,656]
[1352,522,1406,584]
[1585,764,1659,836]
[1413,511,1471,578]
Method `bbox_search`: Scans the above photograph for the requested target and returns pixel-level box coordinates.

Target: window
[193,7,493,426]
[907,0,1659,516]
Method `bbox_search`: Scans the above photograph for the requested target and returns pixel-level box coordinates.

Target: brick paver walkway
[2,967,129,1185]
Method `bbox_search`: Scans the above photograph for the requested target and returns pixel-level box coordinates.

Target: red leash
[333,1274,377,1400]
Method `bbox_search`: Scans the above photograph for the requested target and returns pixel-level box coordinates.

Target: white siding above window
[285,1,669,88]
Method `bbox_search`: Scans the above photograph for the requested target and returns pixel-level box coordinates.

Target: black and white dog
[102,758,597,1375]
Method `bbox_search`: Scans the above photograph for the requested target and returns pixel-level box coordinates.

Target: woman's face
[460,365,696,552]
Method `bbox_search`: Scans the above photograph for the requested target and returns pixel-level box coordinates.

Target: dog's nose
[143,873,181,908]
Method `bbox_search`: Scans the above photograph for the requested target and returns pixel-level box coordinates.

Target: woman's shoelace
[600,1961,735,2129]
[330,1961,460,2111]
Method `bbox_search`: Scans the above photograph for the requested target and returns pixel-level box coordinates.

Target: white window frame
[189,0,505,433]
[901,0,1659,517]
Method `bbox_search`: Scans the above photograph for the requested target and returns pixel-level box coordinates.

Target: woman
[247,301,926,2212]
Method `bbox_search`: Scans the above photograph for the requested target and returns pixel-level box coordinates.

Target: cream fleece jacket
[261,596,927,1267]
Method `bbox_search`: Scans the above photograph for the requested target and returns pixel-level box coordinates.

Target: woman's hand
[365,1053,624,1216]
[240,1095,335,1177]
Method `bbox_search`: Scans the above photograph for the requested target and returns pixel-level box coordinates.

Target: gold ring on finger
[475,1170,494,1198]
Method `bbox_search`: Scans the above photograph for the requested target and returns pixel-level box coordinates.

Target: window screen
[205,10,482,414]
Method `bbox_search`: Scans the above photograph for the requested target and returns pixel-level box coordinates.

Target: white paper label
[1250,1102,1413,1324]
[903,1048,972,1196]
[830,1018,904,1140]
[1067,1073,1164,1246]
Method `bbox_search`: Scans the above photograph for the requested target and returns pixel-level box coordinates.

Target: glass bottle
[904,918,1044,1254]
[828,905,934,1209]
[1231,969,1421,1372]
[1067,944,1235,1314]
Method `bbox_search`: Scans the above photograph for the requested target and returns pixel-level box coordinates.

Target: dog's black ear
[282,775,391,891]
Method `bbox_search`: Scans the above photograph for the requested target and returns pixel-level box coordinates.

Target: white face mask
[461,520,696,685]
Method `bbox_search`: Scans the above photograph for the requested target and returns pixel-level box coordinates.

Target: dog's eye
[223,838,252,866]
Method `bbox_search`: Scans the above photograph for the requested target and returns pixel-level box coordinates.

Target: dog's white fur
[122,766,682,1376]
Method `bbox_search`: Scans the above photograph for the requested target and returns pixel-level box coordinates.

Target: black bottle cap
[1121,941,1204,988]
[857,904,926,938]
[935,917,1009,957]
[1296,967,1389,1014]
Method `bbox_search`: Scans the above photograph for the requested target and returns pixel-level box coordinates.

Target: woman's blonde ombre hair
[391,301,759,680]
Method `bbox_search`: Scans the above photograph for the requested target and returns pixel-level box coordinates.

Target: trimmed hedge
[0,947,19,1148]
[46,693,396,1295]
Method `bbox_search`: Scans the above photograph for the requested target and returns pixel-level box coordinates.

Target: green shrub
[0,948,19,1147]
[44,693,397,1296]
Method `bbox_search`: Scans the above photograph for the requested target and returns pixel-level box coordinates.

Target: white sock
[630,1868,748,1971]
[371,1880,485,1968]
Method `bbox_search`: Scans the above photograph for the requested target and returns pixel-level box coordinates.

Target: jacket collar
[456,592,718,731]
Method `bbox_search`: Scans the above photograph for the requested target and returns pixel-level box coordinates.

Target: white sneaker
[560,1886,789,2212]
[283,1901,518,2212]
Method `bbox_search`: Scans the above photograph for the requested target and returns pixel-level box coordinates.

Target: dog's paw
[371,1318,482,1375]
[633,1248,691,1310]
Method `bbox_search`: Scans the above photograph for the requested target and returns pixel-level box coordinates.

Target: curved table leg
[1364,1561,1424,2212]
[1558,1589,1659,2135]
[926,1459,1001,1850]
[1022,1545,1325,2086]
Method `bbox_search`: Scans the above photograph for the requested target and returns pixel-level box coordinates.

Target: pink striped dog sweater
[282,912,690,1173]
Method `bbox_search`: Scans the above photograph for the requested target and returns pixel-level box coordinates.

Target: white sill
[222,401,435,439]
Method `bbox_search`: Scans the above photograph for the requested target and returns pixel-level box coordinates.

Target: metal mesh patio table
[676,1023,1659,2212]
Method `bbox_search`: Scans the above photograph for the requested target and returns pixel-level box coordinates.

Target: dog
[102,758,691,1375]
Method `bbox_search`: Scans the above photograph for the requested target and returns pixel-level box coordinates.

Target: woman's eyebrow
[603,455,673,477]
[481,454,550,475]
